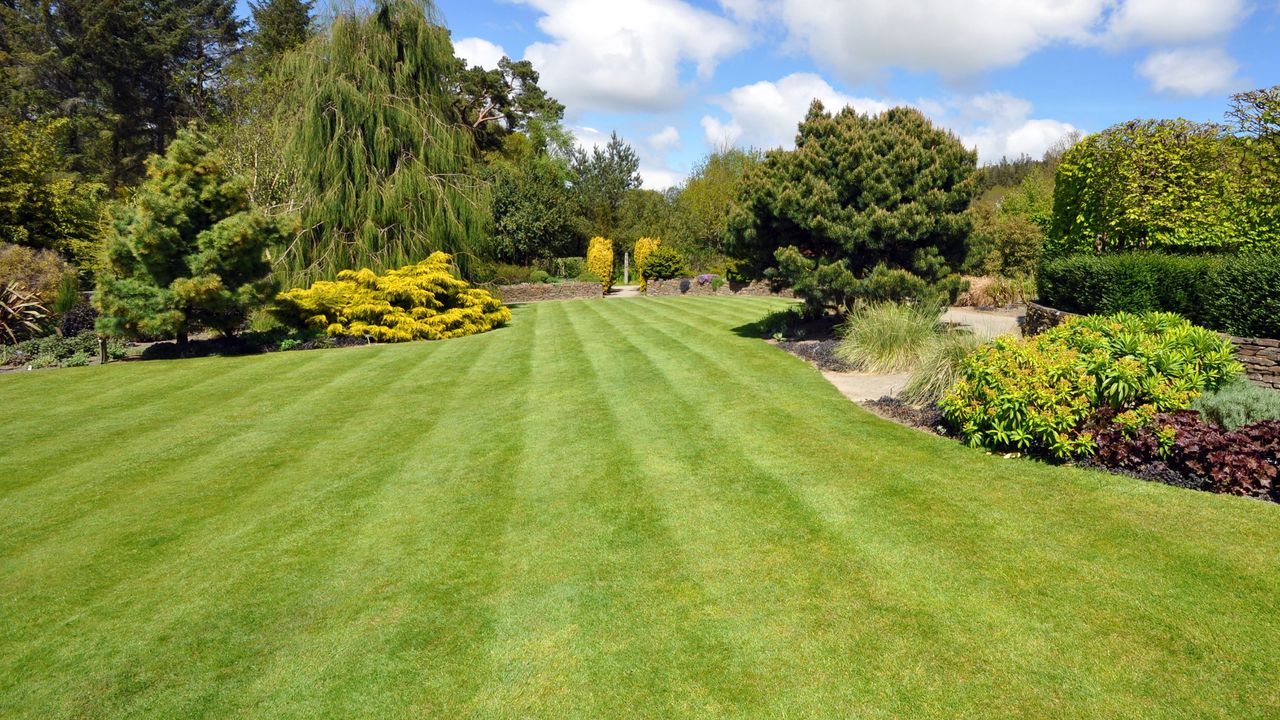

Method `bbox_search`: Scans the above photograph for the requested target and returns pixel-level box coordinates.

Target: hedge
[1036,252,1280,338]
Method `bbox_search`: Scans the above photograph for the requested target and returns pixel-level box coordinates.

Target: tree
[0,0,242,186]
[452,56,565,154]
[0,117,105,270]
[1228,85,1280,245]
[672,147,762,267]
[1048,119,1253,256]
[247,0,314,71]
[726,102,977,312]
[488,149,580,265]
[96,128,286,345]
[570,132,641,238]
[279,0,486,284]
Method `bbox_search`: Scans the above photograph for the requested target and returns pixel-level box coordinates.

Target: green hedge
[1037,252,1280,338]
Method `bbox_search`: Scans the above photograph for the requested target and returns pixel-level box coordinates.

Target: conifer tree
[96,128,285,345]
[280,0,486,284]
[247,0,315,71]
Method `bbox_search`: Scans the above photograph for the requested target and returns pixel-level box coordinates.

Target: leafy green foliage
[670,147,763,267]
[528,270,551,284]
[0,331,126,367]
[0,282,48,343]
[488,148,580,265]
[96,128,285,343]
[639,245,684,281]
[272,252,510,342]
[280,0,486,284]
[1037,251,1280,338]
[727,102,977,309]
[941,312,1242,458]
[0,118,105,268]
[1191,378,1280,430]
[1048,119,1275,255]
[835,302,943,373]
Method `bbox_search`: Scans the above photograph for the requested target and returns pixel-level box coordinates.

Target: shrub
[58,302,97,337]
[586,237,614,293]
[0,331,126,367]
[549,257,585,279]
[941,312,1242,458]
[1,282,48,343]
[1205,252,1280,338]
[1191,378,1280,429]
[528,270,551,284]
[1036,251,1280,338]
[901,330,990,406]
[634,237,660,290]
[273,252,510,342]
[1094,411,1280,499]
[0,243,70,305]
[835,302,943,373]
[640,245,684,281]
[1036,253,1220,321]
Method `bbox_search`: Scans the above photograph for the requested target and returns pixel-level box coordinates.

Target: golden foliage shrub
[633,236,660,290]
[273,252,511,342]
[587,236,614,293]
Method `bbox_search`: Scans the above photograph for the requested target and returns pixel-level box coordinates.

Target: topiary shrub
[941,312,1242,458]
[633,236,660,290]
[586,237,614,293]
[273,252,511,342]
[640,245,684,281]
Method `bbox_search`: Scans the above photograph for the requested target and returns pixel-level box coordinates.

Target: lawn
[2,296,1279,718]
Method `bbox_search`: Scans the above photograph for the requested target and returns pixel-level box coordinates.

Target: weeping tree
[279,0,486,285]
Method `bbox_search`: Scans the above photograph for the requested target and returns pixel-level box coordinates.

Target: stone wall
[1024,302,1280,390]
[491,281,602,303]
[645,278,794,298]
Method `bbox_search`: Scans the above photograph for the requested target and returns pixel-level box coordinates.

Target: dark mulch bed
[1072,459,1210,493]
[861,397,950,435]
[141,333,368,360]
[776,338,854,372]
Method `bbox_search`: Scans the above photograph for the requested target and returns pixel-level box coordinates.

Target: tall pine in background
[247,0,314,72]
[279,0,486,284]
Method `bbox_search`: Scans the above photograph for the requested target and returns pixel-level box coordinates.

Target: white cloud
[638,166,684,190]
[952,94,1081,163]
[648,126,681,153]
[519,0,748,113]
[1136,47,1243,96]
[453,37,506,70]
[703,76,1079,165]
[700,73,892,149]
[768,0,1106,82]
[1101,0,1247,47]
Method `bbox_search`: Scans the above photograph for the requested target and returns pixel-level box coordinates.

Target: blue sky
[240,1,1279,189]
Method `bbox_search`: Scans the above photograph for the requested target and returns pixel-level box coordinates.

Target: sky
[240,1,1280,190]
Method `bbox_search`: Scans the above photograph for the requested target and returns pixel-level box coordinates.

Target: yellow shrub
[273,252,511,342]
[633,237,660,290]
[586,236,614,293]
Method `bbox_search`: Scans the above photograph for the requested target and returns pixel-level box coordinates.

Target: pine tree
[279,0,486,284]
[96,128,285,345]
[247,0,314,71]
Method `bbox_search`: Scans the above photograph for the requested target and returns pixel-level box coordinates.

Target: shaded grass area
[2,296,1279,718]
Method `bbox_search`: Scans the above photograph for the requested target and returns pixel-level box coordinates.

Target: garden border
[645,278,795,298]
[490,281,603,303]
[1026,301,1280,390]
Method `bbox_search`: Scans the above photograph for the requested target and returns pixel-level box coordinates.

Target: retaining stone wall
[645,278,795,298]
[492,281,602,303]
[1025,302,1280,390]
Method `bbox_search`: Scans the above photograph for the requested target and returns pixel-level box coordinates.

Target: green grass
[2,296,1279,718]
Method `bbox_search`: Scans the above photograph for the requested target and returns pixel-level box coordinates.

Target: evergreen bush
[273,252,510,342]
[586,237,614,292]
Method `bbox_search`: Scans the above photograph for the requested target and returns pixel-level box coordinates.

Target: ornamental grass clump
[901,329,990,406]
[940,311,1241,458]
[273,252,510,342]
[835,302,943,373]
